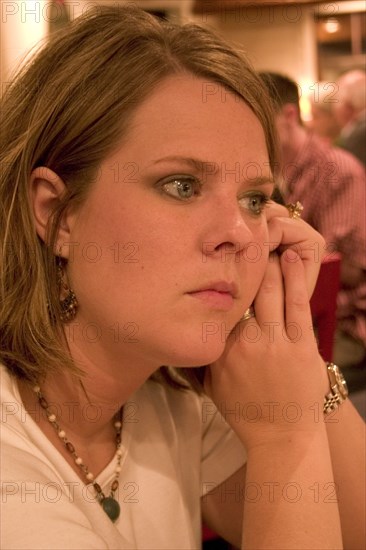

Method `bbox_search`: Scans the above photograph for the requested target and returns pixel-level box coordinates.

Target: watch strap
[323,362,348,415]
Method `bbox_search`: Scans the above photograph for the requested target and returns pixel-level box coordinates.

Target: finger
[253,252,285,335]
[267,216,325,297]
[265,200,303,222]
[280,250,313,342]
[266,199,325,262]
[265,200,290,222]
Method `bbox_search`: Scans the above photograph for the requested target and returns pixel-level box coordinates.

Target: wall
[0,0,199,93]
[0,0,95,94]
[0,1,48,94]
[2,1,361,105]
[201,4,318,102]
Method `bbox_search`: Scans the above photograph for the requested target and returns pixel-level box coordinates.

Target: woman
[0,6,364,549]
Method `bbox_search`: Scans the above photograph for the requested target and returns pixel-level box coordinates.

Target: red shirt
[282,133,366,344]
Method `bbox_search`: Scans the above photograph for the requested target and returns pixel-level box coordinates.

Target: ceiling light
[324,18,340,33]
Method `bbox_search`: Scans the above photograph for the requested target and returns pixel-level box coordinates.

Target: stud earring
[57,257,78,322]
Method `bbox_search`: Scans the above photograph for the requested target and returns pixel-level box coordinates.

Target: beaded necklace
[33,384,123,522]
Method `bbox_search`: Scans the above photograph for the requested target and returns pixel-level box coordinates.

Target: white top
[0,365,246,549]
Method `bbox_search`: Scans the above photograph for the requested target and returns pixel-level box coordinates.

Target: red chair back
[310,253,341,362]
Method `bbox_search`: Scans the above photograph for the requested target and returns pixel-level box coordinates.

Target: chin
[162,337,227,369]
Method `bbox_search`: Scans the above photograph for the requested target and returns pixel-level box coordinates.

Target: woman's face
[65,75,274,369]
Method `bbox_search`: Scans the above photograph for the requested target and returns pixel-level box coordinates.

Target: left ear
[28,167,74,259]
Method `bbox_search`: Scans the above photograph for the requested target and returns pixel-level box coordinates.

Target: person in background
[260,72,366,370]
[333,69,366,167]
[308,82,341,146]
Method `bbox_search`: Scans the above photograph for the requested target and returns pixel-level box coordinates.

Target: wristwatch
[323,362,349,415]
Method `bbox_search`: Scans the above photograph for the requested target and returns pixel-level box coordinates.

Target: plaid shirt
[282,133,366,344]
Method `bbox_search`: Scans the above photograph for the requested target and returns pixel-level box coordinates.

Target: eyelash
[160,175,202,200]
[238,193,271,216]
[159,175,271,216]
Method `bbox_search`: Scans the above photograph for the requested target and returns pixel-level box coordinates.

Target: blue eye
[239,193,270,216]
[161,176,201,200]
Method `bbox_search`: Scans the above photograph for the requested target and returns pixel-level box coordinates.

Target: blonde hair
[0,5,278,389]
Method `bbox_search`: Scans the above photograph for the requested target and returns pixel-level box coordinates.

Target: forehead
[122,75,270,170]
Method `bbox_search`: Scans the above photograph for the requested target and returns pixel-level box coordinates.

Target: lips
[190,281,238,297]
[187,281,238,311]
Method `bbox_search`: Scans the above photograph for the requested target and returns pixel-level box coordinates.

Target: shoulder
[0,365,56,481]
[130,378,245,461]
[132,378,210,437]
[327,144,364,170]
[0,365,27,438]
[306,135,365,186]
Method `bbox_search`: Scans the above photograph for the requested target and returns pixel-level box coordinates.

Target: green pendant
[101,497,120,522]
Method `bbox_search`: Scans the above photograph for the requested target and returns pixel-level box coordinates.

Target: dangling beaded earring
[57,256,78,322]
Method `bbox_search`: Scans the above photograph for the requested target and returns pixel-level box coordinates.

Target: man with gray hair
[333,69,366,166]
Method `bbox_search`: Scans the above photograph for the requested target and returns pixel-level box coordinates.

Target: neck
[17,324,160,477]
[39,347,156,441]
[281,124,308,166]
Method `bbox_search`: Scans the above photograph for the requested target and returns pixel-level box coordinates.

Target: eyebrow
[150,156,275,186]
[151,155,217,173]
[246,176,276,186]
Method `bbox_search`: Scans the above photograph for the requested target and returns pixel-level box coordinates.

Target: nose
[201,197,254,261]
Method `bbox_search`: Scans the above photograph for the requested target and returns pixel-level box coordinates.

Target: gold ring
[285,201,303,220]
[241,306,255,321]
